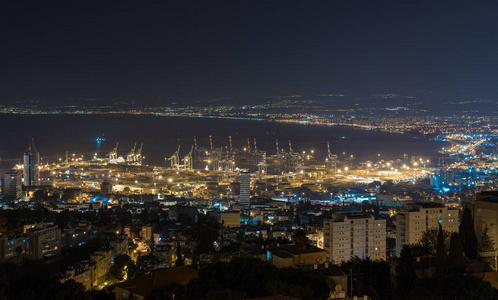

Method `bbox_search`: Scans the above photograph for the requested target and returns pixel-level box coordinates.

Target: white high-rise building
[395,202,458,256]
[239,171,250,206]
[23,138,40,187]
[323,213,386,263]
[1,169,22,200]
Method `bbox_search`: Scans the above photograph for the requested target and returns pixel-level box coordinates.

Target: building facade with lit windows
[395,202,458,256]
[0,235,28,262]
[91,249,114,285]
[464,191,498,250]
[323,213,386,263]
[239,171,251,206]
[1,169,22,200]
[26,225,61,260]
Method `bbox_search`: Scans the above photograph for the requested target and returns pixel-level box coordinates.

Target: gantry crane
[126,143,136,162]
[135,143,143,165]
[182,145,194,169]
[168,145,180,168]
[108,142,119,162]
[326,141,338,169]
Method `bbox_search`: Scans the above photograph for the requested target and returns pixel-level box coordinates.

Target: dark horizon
[2,1,498,105]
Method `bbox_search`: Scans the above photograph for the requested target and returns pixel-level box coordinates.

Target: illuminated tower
[239,171,250,206]
[23,138,40,186]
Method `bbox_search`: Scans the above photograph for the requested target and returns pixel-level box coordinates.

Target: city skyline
[1,2,498,299]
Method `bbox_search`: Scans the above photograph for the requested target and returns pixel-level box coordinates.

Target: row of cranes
[203,135,238,172]
[168,145,194,170]
[165,135,344,174]
[107,142,143,165]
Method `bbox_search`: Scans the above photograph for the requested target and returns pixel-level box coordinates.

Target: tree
[0,215,7,235]
[341,257,392,300]
[186,257,329,300]
[459,207,478,260]
[477,224,494,253]
[436,224,447,273]
[396,244,429,294]
[129,222,140,239]
[176,241,184,266]
[111,255,136,280]
[447,232,466,273]
[15,246,23,264]
[419,227,451,255]
[410,274,498,300]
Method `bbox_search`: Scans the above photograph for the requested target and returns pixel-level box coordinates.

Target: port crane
[135,143,143,165]
[326,141,338,169]
[168,145,180,168]
[126,143,136,162]
[288,140,302,168]
[181,146,194,169]
[108,142,119,162]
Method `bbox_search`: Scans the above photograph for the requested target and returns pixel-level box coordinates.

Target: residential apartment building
[396,202,458,256]
[465,191,498,249]
[91,249,114,285]
[1,169,22,200]
[26,225,61,260]
[0,235,28,262]
[323,213,386,263]
[210,211,241,227]
[268,244,327,268]
[110,236,129,256]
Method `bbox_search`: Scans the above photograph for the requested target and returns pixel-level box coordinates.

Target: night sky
[1,1,498,105]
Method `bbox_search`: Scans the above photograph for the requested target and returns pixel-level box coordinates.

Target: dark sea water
[0,114,446,174]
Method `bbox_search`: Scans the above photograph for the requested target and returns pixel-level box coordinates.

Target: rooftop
[270,244,326,255]
[242,295,300,300]
[415,202,446,208]
[115,266,198,297]
[476,191,498,203]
